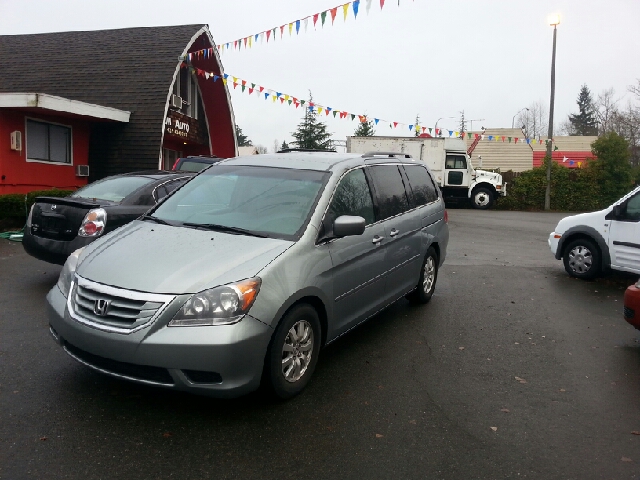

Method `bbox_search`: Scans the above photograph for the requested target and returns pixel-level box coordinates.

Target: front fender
[468,181,497,198]
[557,226,611,267]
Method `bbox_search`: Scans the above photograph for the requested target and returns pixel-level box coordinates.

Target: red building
[0,25,237,195]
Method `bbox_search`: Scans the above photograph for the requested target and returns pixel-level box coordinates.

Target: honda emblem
[93,299,111,316]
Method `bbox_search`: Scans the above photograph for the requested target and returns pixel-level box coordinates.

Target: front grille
[183,369,222,384]
[69,276,175,333]
[624,306,635,320]
[64,341,174,385]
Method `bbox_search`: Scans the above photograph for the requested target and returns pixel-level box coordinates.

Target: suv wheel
[563,238,600,280]
[264,304,321,399]
[407,247,439,304]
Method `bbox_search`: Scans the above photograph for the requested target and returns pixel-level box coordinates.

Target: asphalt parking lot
[1,209,639,480]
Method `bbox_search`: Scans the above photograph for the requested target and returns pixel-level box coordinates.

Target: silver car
[47,151,449,399]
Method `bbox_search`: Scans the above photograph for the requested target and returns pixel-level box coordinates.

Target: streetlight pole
[545,14,560,211]
[512,108,529,129]
[435,117,454,136]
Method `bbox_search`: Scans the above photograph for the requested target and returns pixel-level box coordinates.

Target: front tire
[471,187,494,210]
[264,304,321,400]
[407,247,439,304]
[562,238,600,280]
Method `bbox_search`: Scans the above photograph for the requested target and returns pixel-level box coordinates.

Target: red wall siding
[0,109,91,194]
[532,151,596,169]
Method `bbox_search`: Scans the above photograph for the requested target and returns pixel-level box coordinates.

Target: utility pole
[545,15,560,211]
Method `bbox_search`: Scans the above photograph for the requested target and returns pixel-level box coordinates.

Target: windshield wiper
[140,214,173,226]
[182,222,268,238]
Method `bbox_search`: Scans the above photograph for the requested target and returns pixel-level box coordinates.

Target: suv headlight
[57,248,83,298]
[169,278,262,326]
[79,208,107,237]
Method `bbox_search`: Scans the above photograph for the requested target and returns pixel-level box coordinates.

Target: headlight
[169,278,261,326]
[57,248,83,298]
[78,208,107,237]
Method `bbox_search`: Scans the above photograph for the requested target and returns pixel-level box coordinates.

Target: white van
[549,185,640,279]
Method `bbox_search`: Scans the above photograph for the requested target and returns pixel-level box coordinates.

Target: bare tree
[557,119,576,136]
[516,101,548,138]
[273,139,280,153]
[594,88,620,134]
[256,145,267,154]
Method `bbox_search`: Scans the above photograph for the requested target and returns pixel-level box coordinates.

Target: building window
[172,67,200,119]
[26,119,71,164]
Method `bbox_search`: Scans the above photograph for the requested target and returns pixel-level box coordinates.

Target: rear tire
[407,247,439,304]
[471,187,493,210]
[263,304,321,400]
[562,238,600,280]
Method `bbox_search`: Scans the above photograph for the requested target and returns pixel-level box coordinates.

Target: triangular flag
[213,75,220,82]
[514,138,519,143]
[343,4,349,21]
[241,85,245,92]
[393,122,398,128]
[409,125,414,131]
[501,136,506,142]
[508,137,512,143]
[272,95,277,102]
[222,78,227,85]
[325,109,331,116]
[351,114,356,120]
[288,23,293,36]
[375,118,379,124]
[280,25,285,38]
[333,111,338,117]
[264,93,269,100]
[276,92,282,98]
[330,8,338,24]
[296,20,300,34]
[243,38,247,48]
[488,135,493,141]
[248,88,253,94]
[318,107,323,113]
[448,130,453,137]
[232,77,238,83]
[578,161,582,167]
[272,28,277,40]
[526,138,531,144]
[248,36,252,48]
[460,132,465,139]
[300,100,305,105]
[380,0,385,9]
[354,0,360,18]
[304,17,309,32]
[313,13,319,27]
[562,156,568,162]
[321,11,327,26]
[266,30,271,42]
[233,82,238,89]
[255,34,259,42]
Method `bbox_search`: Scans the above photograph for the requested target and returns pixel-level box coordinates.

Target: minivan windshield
[152,165,328,239]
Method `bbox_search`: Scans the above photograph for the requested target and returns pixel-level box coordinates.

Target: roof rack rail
[277,148,337,153]
[361,151,413,159]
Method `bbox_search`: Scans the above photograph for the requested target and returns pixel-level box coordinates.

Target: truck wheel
[562,238,600,280]
[471,187,493,209]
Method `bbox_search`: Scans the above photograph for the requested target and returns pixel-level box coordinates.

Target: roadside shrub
[497,133,635,212]
[0,189,74,230]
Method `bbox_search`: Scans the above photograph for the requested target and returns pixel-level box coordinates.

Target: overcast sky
[2,0,639,151]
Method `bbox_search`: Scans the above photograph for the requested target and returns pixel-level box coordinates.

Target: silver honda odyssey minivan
[47,151,449,399]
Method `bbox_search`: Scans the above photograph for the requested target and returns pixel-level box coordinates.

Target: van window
[402,165,438,206]
[326,168,375,226]
[623,193,640,221]
[368,165,410,220]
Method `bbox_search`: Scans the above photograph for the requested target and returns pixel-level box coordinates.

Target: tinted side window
[622,192,640,221]
[327,168,375,226]
[368,165,410,220]
[155,178,189,201]
[403,165,438,206]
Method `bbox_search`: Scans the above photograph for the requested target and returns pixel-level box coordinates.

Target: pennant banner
[182,0,403,57]
[184,63,552,146]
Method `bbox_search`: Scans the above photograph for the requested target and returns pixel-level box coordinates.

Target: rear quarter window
[402,165,439,206]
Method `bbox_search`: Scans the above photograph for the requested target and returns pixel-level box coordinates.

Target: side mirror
[612,204,623,218]
[333,215,365,238]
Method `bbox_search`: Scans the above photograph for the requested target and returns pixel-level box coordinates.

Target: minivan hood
[76,220,294,294]
[555,208,609,234]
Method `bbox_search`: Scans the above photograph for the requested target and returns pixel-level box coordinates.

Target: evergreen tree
[354,118,375,136]
[235,125,253,146]
[280,140,290,151]
[569,85,598,136]
[591,132,632,204]
[291,93,333,150]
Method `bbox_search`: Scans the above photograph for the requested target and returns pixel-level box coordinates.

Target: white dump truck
[346,136,506,209]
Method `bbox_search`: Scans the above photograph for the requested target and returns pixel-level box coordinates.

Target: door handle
[389,228,399,237]
[372,235,384,244]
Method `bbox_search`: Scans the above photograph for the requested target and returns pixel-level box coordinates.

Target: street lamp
[466,118,485,133]
[435,116,455,136]
[545,13,560,211]
[512,108,529,129]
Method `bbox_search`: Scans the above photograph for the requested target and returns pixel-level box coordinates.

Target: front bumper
[46,285,274,397]
[623,285,640,330]
[548,232,561,258]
